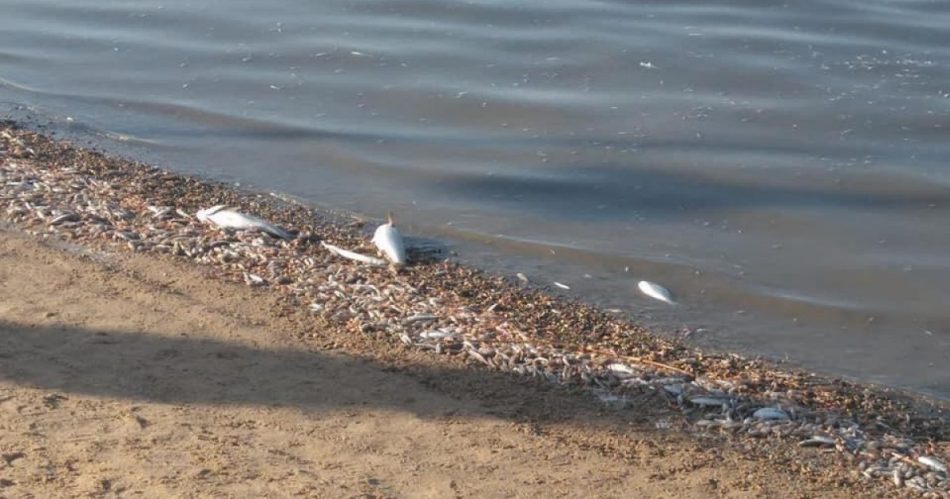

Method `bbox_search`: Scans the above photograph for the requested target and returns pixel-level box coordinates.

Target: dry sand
[0,226,884,498]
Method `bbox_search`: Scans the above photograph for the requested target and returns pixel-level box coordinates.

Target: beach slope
[0,228,868,498]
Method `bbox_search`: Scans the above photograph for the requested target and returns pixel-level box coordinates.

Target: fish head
[196,204,228,221]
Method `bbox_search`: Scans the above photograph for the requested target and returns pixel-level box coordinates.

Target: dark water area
[2,0,949,397]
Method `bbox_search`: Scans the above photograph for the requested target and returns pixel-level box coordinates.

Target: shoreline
[2,121,948,495]
[11,112,948,402]
[0,215,875,497]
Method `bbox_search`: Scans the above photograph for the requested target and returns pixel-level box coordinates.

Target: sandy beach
[1,123,948,497]
[0,227,869,498]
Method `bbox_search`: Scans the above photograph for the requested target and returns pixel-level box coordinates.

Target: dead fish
[49,212,79,225]
[516,272,529,283]
[403,314,437,324]
[147,205,174,219]
[753,407,790,421]
[638,280,675,304]
[420,330,453,340]
[662,384,684,396]
[917,456,947,474]
[607,363,636,378]
[653,377,688,385]
[372,212,407,265]
[689,396,730,408]
[798,435,836,447]
[243,272,266,286]
[196,205,293,240]
[467,349,491,366]
[892,468,903,488]
[321,241,387,266]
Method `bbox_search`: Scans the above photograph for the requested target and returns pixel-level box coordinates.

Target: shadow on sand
[0,319,658,427]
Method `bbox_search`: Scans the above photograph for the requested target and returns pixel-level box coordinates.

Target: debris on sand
[1,124,947,496]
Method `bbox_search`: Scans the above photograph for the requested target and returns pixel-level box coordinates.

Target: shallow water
[2,0,949,397]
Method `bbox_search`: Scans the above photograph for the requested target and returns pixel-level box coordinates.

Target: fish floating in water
[196,205,293,240]
[372,212,407,266]
[638,280,675,305]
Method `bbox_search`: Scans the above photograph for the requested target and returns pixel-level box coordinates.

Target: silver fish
[753,407,790,421]
[798,435,835,447]
[371,212,407,265]
[196,205,293,240]
[321,241,387,266]
[917,456,947,474]
[637,280,675,305]
[689,396,730,407]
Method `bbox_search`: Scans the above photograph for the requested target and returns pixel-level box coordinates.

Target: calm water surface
[2,0,949,397]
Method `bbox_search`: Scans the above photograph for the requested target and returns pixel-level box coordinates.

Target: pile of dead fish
[1,128,947,496]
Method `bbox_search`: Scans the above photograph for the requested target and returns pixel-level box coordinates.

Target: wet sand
[1,123,948,496]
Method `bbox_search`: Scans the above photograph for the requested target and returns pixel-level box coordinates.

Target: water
[2,0,949,397]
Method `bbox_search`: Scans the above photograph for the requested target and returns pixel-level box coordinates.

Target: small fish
[516,272,529,283]
[420,330,453,340]
[917,456,947,473]
[892,468,903,488]
[196,205,293,240]
[146,205,173,219]
[662,384,684,396]
[49,213,79,225]
[553,281,570,290]
[607,363,636,377]
[638,280,675,304]
[243,272,266,286]
[798,435,835,447]
[688,396,729,407]
[372,212,407,265]
[403,314,437,324]
[753,407,789,421]
[321,241,387,266]
[467,349,491,366]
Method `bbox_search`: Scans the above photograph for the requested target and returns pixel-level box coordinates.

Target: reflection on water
[2,0,949,397]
